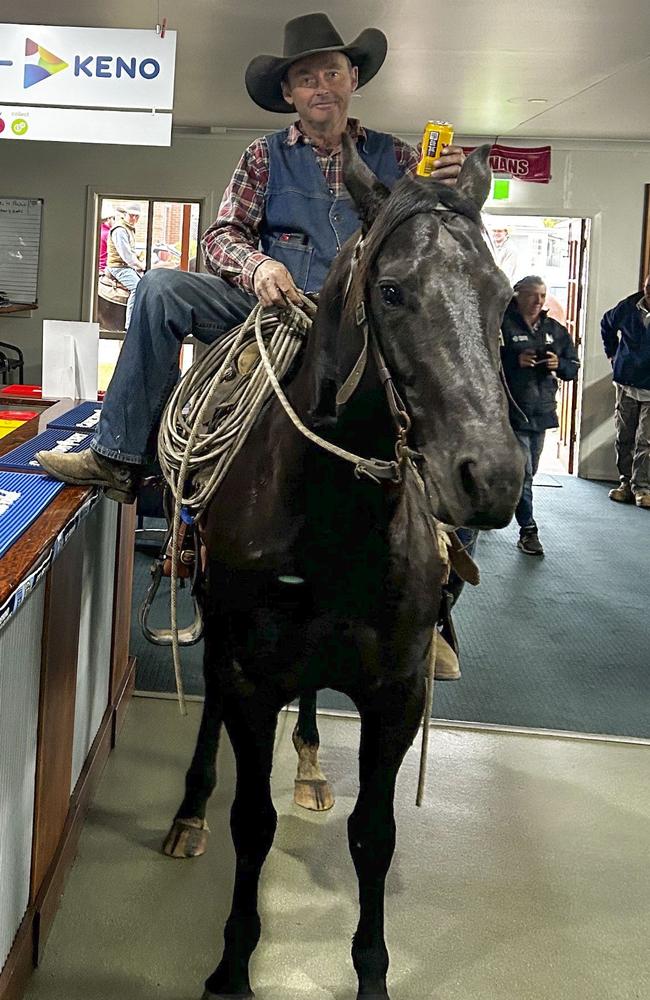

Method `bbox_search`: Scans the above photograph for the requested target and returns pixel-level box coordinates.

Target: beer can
[416,121,455,176]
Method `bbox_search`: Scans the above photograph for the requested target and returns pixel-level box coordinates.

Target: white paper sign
[0,24,176,110]
[0,105,172,146]
[42,321,99,401]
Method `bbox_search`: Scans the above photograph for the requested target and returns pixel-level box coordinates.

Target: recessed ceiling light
[507,97,548,105]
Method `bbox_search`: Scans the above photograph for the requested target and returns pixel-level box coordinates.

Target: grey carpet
[132,477,650,738]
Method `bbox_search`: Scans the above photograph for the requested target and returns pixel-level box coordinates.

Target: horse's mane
[349,174,482,307]
[309,175,484,425]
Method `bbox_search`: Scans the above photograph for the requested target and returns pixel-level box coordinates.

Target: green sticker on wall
[492,179,510,201]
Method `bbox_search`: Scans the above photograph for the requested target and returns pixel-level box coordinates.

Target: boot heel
[104,486,136,504]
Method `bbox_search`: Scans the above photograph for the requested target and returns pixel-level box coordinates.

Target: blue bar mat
[48,400,102,432]
[0,428,92,471]
[0,471,64,559]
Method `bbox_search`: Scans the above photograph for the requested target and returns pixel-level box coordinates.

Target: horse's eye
[379,283,403,307]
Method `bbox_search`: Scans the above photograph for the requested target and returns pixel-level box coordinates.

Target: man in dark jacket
[600,274,650,509]
[501,275,580,555]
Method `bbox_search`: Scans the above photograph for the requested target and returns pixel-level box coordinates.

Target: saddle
[98,272,130,305]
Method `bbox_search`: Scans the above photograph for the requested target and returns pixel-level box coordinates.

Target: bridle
[335,231,424,485]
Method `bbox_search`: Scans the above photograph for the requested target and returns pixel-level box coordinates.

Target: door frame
[558,218,590,474]
[640,184,650,286]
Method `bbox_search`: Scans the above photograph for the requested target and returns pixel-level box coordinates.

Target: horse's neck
[202,324,444,628]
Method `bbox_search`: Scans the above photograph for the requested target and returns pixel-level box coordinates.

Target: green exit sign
[492,178,510,200]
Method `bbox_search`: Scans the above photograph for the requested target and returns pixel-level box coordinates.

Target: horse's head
[339,138,524,529]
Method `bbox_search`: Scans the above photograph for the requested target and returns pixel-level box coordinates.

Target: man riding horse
[37,12,466,675]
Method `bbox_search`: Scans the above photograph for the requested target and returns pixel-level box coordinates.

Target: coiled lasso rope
[158,296,318,713]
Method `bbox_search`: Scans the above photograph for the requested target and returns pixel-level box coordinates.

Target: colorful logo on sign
[0,117,5,135]
[11,118,28,136]
[24,38,69,89]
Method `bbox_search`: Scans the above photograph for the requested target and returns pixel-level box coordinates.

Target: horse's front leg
[203,695,279,999]
[162,643,224,859]
[349,679,425,999]
[292,690,335,811]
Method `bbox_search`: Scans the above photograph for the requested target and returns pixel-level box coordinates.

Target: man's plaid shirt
[201,118,419,293]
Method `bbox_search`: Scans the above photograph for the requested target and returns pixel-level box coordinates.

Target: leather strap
[447,530,480,585]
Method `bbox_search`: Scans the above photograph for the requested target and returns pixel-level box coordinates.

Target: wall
[1,130,649,479]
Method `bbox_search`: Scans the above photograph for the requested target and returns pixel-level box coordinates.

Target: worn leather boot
[433,633,461,680]
[35,448,138,503]
[609,481,634,503]
[635,492,650,509]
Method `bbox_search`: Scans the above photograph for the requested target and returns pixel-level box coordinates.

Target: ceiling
[3,0,650,140]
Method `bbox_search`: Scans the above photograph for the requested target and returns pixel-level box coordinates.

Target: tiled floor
[25,697,650,1000]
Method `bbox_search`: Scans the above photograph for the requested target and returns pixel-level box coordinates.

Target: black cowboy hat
[245,13,387,114]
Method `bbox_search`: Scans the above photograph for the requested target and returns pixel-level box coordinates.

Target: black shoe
[517,527,544,556]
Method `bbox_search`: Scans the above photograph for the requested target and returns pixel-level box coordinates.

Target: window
[94,197,202,386]
[545,236,564,270]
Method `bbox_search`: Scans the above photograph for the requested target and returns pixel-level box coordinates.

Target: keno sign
[462,144,552,184]
[0,23,176,110]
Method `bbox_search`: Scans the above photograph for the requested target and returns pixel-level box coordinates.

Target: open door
[557,218,590,473]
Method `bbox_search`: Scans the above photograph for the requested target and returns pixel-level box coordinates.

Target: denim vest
[261,127,403,293]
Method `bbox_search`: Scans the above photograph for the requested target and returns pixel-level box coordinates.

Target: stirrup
[138,523,204,646]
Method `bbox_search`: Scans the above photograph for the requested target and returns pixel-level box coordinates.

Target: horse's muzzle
[427,448,525,530]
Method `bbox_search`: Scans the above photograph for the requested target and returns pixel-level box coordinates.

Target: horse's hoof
[293,777,335,811]
[162,817,209,858]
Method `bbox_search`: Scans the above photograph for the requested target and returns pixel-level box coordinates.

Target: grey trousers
[614,385,650,495]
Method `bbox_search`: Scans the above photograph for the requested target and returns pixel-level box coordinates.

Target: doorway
[484,213,590,474]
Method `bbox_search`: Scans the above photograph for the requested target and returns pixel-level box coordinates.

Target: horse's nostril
[458,458,480,500]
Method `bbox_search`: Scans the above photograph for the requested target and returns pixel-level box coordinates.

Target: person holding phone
[501,275,580,555]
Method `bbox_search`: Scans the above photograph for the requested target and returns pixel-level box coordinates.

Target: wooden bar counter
[0,399,136,1000]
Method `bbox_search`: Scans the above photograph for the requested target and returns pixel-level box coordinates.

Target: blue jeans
[514,429,546,529]
[93,270,256,465]
[106,266,142,330]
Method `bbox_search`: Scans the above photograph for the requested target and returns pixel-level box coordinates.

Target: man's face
[126,212,140,227]
[517,284,547,317]
[492,228,508,247]
[281,52,358,130]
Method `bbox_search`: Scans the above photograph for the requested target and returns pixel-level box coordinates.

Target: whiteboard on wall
[0,198,43,305]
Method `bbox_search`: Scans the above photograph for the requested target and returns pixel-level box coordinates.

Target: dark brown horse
[163,140,524,999]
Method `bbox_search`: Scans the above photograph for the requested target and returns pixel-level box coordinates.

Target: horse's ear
[454,144,493,210]
[342,133,390,231]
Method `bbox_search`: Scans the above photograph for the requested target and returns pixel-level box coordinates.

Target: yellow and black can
[416,121,455,176]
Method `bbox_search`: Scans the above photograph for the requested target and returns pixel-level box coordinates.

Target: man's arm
[499,322,519,373]
[551,327,581,381]
[600,301,622,360]
[200,138,273,293]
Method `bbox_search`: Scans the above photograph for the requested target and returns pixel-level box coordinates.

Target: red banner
[462,144,552,183]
